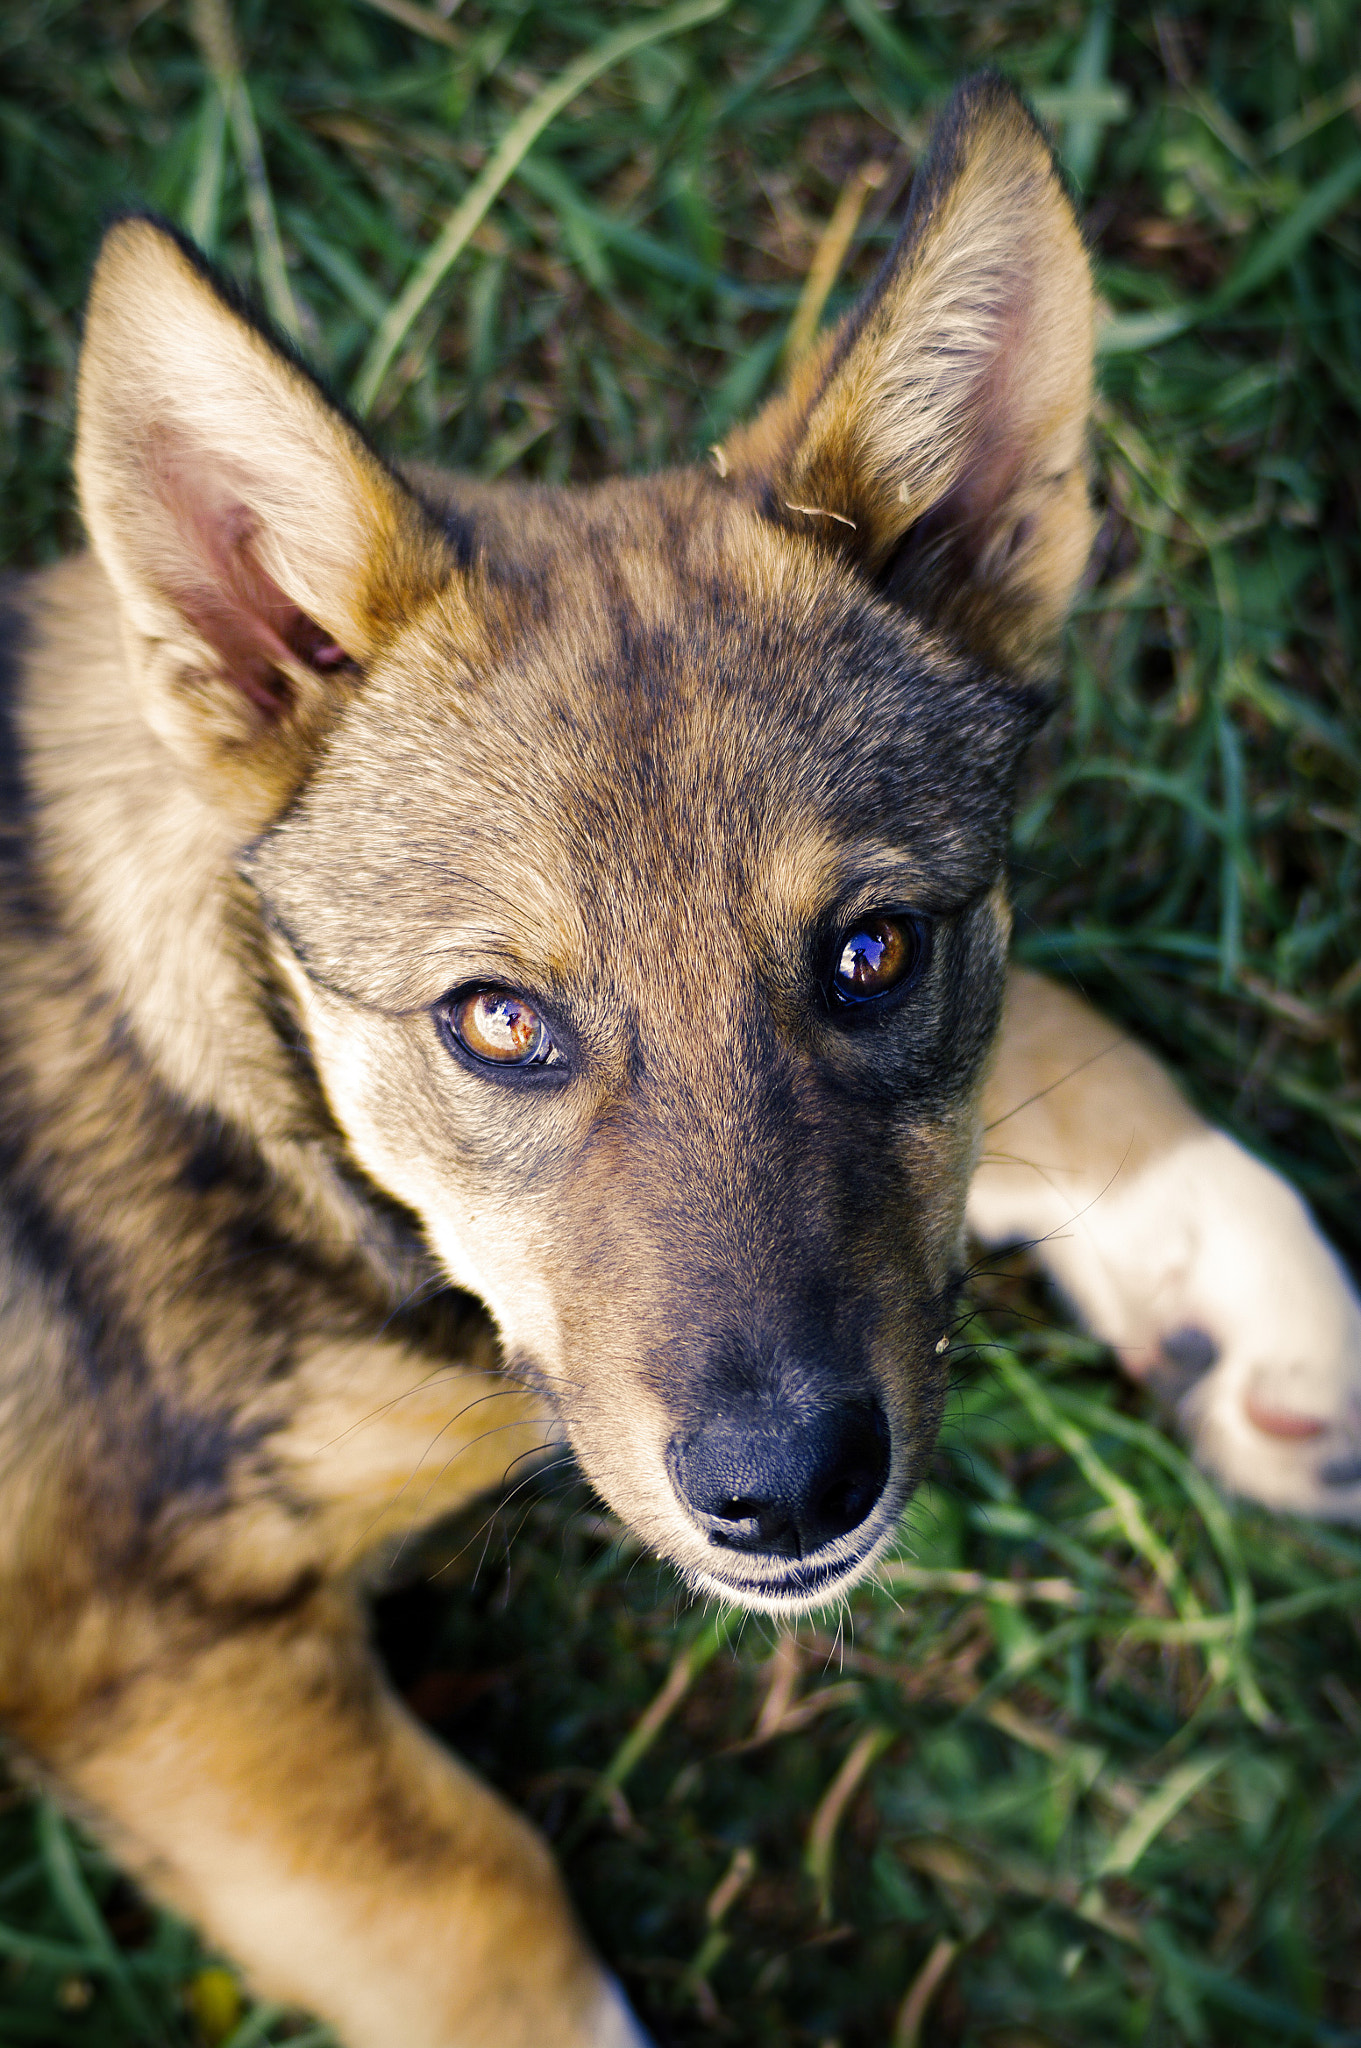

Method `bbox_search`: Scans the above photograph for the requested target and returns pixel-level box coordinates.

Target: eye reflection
[448,988,559,1067]
[830,915,928,1005]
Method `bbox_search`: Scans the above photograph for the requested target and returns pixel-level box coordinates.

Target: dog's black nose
[666,1399,890,1558]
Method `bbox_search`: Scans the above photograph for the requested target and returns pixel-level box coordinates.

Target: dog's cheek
[843,1103,983,1474]
[871,889,1012,1298]
[901,1110,980,1282]
[278,980,567,1357]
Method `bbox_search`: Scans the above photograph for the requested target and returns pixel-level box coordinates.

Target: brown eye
[830,915,929,1006]
[446,988,559,1068]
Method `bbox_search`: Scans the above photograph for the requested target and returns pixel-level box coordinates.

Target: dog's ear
[76,216,455,825]
[720,74,1093,678]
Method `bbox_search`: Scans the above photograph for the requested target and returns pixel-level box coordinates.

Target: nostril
[810,1404,890,1544]
[815,1469,877,1539]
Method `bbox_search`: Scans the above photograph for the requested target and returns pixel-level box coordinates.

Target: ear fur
[720,74,1094,677]
[76,216,454,825]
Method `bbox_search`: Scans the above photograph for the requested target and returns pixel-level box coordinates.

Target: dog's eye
[829,914,930,1006]
[445,988,560,1068]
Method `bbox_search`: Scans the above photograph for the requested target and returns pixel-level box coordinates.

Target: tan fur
[66,1603,629,2048]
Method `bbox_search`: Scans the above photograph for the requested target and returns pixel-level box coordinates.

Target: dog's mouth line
[688,1546,880,1614]
[724,1551,862,1597]
[676,1494,908,1611]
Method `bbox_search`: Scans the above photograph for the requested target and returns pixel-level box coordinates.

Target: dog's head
[75,76,1093,1610]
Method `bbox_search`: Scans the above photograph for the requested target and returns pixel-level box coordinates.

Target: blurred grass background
[4,0,1361,2043]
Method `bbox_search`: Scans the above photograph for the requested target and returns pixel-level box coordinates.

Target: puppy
[2,71,1357,2047]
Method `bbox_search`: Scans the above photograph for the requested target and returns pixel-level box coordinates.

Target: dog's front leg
[54,1589,647,2048]
[968,966,1361,1518]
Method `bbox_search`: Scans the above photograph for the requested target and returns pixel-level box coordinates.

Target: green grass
[3,1,1361,2042]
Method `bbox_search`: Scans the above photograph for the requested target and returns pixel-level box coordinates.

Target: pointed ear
[76,217,455,824]
[720,74,1094,677]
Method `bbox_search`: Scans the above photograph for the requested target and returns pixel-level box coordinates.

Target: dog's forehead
[253,493,1021,1005]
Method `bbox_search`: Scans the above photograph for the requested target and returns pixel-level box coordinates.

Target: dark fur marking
[0,1144,147,1394]
[0,1141,294,1559]
[438,506,477,572]
[134,1396,274,1527]
[153,1563,327,1634]
[179,1112,253,1195]
[0,585,29,833]
[0,585,55,940]
[0,1140,282,1556]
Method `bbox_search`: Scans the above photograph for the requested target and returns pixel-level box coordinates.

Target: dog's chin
[672,1499,905,1617]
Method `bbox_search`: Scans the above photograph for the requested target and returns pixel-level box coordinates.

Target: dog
[2,71,1359,2047]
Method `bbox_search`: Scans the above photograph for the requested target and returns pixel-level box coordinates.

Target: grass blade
[35,1803,165,2042]
[1100,148,1361,353]
[1093,1752,1229,1878]
[351,0,463,50]
[190,0,301,339]
[353,0,732,413]
[184,86,227,252]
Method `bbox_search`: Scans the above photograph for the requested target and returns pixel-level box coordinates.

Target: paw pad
[1147,1325,1219,1404]
[1243,1388,1329,1442]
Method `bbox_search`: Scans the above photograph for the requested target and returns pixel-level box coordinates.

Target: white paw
[589,1975,655,2048]
[1159,1140,1361,1521]
[970,1127,1361,1521]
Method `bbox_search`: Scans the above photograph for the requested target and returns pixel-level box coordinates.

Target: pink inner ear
[931,291,1031,546]
[152,436,355,719]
